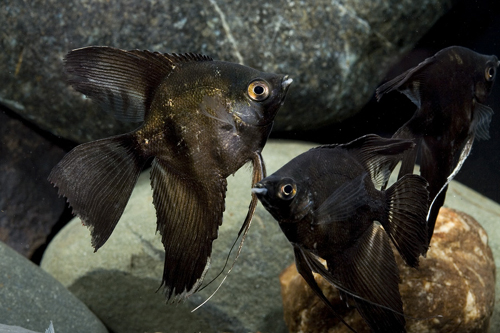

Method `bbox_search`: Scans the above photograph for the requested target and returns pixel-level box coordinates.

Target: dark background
[273,0,500,204]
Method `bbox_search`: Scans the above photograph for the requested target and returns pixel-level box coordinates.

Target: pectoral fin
[473,102,494,141]
[313,174,368,224]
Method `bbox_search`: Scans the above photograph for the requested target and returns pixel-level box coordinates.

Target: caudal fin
[382,174,429,267]
[48,133,148,250]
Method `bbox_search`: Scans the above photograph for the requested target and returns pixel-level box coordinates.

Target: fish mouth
[251,182,268,196]
[251,187,268,195]
[282,75,293,90]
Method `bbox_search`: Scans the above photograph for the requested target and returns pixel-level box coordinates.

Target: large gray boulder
[0,110,67,258]
[40,140,500,332]
[0,241,108,333]
[40,141,311,333]
[1,0,456,143]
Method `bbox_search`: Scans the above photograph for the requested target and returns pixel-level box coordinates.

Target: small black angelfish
[253,135,429,332]
[376,46,499,245]
[48,46,292,302]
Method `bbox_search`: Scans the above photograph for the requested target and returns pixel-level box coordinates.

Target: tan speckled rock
[280,207,495,332]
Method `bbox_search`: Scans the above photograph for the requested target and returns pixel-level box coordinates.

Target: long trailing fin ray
[237,151,265,236]
[192,152,265,311]
[425,135,474,243]
[293,246,357,333]
[64,46,213,122]
[383,174,429,266]
[420,135,464,244]
[314,174,369,224]
[48,133,148,250]
[329,224,406,332]
[300,248,420,317]
[151,158,226,302]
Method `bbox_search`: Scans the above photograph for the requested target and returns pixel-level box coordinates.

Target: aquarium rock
[40,141,322,333]
[280,207,495,332]
[0,322,54,333]
[0,241,108,333]
[40,140,500,332]
[0,110,67,258]
[0,0,457,143]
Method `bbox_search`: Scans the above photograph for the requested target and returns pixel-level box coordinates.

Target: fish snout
[282,75,293,90]
[251,182,268,196]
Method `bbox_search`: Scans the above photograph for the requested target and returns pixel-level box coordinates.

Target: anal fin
[150,158,227,302]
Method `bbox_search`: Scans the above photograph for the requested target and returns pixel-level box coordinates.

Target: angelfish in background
[376,46,499,245]
[253,135,429,332]
[48,46,292,302]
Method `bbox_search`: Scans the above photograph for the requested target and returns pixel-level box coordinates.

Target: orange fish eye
[248,80,270,101]
[279,183,297,200]
[485,66,496,81]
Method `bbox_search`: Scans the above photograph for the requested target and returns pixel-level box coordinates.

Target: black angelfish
[48,46,292,302]
[253,135,429,332]
[376,46,499,245]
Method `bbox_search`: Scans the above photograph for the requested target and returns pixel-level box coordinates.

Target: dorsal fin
[64,46,213,122]
[376,55,435,107]
[166,52,213,63]
[314,134,415,188]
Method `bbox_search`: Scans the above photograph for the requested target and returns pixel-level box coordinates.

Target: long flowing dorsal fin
[376,55,435,108]
[313,134,415,189]
[64,46,212,122]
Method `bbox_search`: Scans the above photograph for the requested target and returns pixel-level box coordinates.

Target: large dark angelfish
[376,46,499,245]
[253,135,429,332]
[48,46,292,301]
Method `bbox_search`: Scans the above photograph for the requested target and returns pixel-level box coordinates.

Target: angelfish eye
[248,80,270,101]
[485,67,496,81]
[279,183,297,200]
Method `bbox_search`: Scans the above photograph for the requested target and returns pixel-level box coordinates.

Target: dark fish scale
[49,46,292,302]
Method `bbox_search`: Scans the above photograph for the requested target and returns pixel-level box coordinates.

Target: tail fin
[48,133,148,250]
[382,174,429,267]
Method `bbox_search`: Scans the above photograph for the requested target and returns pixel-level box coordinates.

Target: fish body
[253,135,429,332]
[48,46,292,301]
[376,46,499,244]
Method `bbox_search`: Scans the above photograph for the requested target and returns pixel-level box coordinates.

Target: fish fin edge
[383,174,429,266]
[48,133,148,250]
[150,158,226,302]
